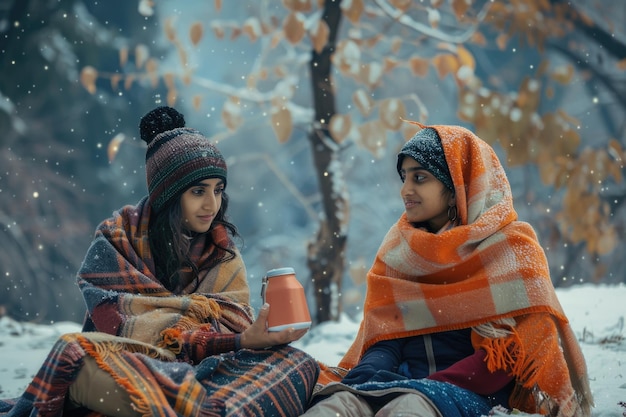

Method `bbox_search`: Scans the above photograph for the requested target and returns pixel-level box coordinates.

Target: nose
[400,180,412,197]
[203,192,217,211]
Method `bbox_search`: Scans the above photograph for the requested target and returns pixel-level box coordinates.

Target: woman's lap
[300,390,442,417]
[302,379,493,417]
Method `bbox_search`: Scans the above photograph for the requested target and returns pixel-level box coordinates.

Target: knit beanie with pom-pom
[140,106,227,213]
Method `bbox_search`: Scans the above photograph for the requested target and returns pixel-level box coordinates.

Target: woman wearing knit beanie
[302,124,592,417]
[0,107,318,417]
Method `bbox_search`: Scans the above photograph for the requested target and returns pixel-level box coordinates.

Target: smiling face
[399,156,456,232]
[180,178,225,233]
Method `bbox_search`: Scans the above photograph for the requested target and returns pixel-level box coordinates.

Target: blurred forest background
[1,0,625,325]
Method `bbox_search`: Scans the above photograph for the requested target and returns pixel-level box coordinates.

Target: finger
[291,328,308,341]
[272,328,294,344]
[256,303,270,320]
[279,328,307,343]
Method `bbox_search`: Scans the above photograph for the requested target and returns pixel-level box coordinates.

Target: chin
[405,214,421,223]
[186,224,210,234]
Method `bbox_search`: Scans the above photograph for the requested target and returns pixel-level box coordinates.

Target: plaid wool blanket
[0,333,318,417]
[316,124,593,417]
[0,197,319,416]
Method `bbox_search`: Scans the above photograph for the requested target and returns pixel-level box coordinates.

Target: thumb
[257,303,270,320]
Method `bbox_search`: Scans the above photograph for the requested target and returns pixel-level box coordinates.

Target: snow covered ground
[0,284,624,416]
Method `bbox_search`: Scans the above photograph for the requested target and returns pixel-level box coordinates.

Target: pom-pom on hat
[397,127,454,190]
[140,106,227,213]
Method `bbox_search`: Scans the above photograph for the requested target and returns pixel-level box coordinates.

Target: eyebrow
[194,179,225,187]
[400,166,429,174]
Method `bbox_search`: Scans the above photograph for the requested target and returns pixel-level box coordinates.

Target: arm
[164,303,308,363]
[168,326,241,362]
[426,349,513,395]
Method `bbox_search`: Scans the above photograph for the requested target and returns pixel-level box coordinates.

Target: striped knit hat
[139,106,227,213]
[397,127,453,190]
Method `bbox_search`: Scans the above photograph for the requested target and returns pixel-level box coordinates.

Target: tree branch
[371,0,492,44]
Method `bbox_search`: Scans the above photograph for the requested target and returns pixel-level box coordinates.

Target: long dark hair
[148,186,240,292]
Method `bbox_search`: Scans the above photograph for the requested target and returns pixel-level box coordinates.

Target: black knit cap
[397,127,454,190]
[140,106,227,213]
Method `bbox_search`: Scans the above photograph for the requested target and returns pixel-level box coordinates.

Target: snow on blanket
[0,284,624,416]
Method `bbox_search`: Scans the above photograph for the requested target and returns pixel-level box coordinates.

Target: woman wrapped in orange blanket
[301,124,593,417]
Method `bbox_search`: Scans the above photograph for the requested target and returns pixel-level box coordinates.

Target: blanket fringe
[480,328,543,391]
[130,393,153,417]
[157,296,222,354]
[76,334,151,416]
[188,294,222,323]
[159,328,183,354]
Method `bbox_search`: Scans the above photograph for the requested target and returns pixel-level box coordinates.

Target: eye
[191,187,205,196]
[214,186,225,195]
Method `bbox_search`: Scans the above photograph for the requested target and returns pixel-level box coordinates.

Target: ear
[448,192,456,207]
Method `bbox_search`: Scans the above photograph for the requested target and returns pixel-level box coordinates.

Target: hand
[239,303,308,350]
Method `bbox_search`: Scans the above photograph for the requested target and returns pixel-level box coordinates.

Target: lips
[404,200,419,209]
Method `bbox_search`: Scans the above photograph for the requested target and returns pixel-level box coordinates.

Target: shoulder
[96,197,150,235]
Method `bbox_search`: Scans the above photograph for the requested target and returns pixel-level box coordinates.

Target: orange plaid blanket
[318,124,592,417]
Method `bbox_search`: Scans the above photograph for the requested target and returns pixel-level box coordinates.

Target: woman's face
[180,178,224,233]
[399,156,455,232]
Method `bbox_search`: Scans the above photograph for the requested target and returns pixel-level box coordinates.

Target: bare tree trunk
[307,0,347,324]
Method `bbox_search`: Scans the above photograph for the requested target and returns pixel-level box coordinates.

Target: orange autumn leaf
[119,47,129,67]
[329,114,352,144]
[211,21,225,39]
[456,45,475,70]
[310,19,330,54]
[283,12,305,44]
[163,72,175,90]
[432,53,459,79]
[409,56,429,77]
[389,0,411,12]
[110,74,121,91]
[190,22,204,46]
[107,133,126,163]
[353,89,374,117]
[496,33,508,50]
[358,120,387,157]
[282,0,312,12]
[451,0,470,19]
[193,95,202,110]
[145,58,159,87]
[379,98,406,131]
[167,89,178,106]
[80,66,98,94]
[271,106,293,143]
[551,64,574,84]
[221,97,243,131]
[471,31,486,46]
[164,17,177,42]
[135,44,149,69]
[341,0,364,23]
[124,74,135,90]
[243,17,263,42]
